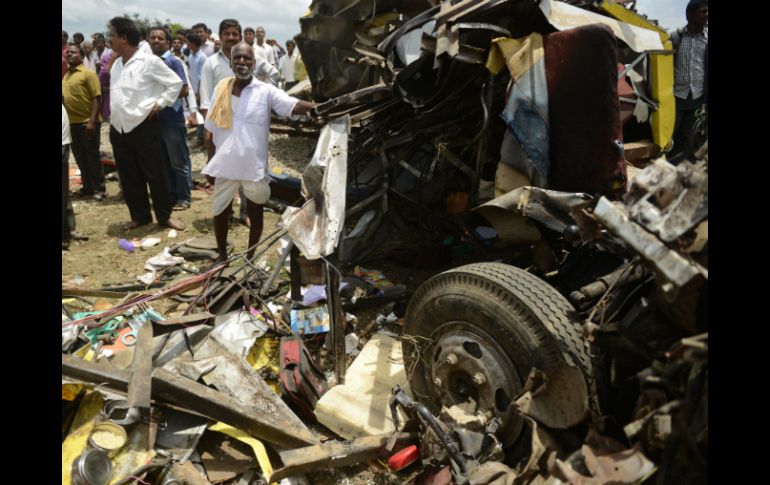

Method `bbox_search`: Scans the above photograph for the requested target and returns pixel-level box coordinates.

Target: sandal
[160,218,186,231]
[123,220,152,231]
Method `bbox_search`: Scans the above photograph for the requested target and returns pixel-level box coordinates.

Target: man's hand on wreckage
[292,100,318,119]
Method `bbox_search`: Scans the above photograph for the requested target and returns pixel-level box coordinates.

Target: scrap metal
[62,354,320,449]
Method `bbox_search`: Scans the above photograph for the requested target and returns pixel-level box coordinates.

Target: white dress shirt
[109,50,183,134]
[279,51,298,83]
[201,40,215,57]
[203,77,298,182]
[138,40,153,54]
[62,104,71,145]
[254,43,276,66]
[199,50,280,110]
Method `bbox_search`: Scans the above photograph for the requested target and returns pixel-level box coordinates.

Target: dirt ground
[62,124,441,295]
[62,124,315,289]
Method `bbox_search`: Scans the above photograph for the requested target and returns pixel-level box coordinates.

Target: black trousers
[109,118,174,224]
[70,122,105,193]
[62,144,77,240]
[671,94,704,163]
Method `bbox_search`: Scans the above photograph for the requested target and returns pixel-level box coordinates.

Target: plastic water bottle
[118,239,135,252]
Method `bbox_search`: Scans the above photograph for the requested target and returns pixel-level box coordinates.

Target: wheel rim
[426,321,525,446]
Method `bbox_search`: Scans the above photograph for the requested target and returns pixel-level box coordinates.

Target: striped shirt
[673,28,708,99]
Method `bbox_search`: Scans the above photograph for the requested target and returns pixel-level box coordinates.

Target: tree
[106,14,186,37]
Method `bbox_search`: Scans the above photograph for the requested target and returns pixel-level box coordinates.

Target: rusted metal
[326,258,347,384]
[592,196,707,290]
[62,354,320,449]
[268,433,417,482]
[153,312,215,326]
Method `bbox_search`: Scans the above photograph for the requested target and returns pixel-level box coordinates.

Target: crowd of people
[61,2,706,256]
[61,17,311,259]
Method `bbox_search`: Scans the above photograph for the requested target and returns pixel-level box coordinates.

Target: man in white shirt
[244,27,255,47]
[186,32,208,146]
[107,16,186,232]
[267,39,285,64]
[199,19,280,227]
[254,27,276,66]
[279,40,299,90]
[137,27,153,55]
[193,23,216,57]
[203,42,315,263]
[199,20,279,115]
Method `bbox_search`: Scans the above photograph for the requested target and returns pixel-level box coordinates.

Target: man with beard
[203,42,314,263]
[199,19,279,227]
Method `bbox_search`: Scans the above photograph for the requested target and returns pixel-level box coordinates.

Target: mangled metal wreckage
[283,0,707,482]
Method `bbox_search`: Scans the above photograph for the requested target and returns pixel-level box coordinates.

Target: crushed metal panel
[197,430,256,482]
[555,444,656,484]
[592,197,707,288]
[625,159,708,242]
[513,366,589,429]
[269,433,398,482]
[281,116,349,260]
[170,337,318,447]
[396,20,437,66]
[539,0,663,53]
[474,187,591,244]
[154,407,210,462]
[62,354,319,449]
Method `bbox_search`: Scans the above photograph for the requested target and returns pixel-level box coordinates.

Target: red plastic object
[388,445,420,471]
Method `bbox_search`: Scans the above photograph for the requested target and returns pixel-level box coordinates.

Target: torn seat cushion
[279,336,329,420]
[544,24,627,198]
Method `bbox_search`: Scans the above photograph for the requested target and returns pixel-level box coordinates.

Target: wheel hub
[427,322,524,445]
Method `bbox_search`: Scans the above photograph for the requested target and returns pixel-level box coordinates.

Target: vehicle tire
[403,262,595,448]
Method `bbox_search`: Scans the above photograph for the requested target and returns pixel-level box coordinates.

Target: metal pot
[71,448,112,485]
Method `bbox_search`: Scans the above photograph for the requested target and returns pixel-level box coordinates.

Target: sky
[61,0,690,46]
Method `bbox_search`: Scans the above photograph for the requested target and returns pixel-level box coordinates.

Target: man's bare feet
[161,218,186,231]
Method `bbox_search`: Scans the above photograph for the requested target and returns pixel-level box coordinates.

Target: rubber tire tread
[404,262,595,412]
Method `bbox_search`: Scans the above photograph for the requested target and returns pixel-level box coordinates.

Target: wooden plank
[624,140,660,166]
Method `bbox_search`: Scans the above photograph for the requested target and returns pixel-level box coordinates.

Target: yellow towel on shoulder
[209,76,236,129]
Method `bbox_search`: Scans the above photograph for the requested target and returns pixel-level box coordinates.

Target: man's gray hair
[232,41,254,55]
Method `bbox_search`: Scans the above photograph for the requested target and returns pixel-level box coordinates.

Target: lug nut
[472,373,486,385]
[433,377,443,388]
[443,353,458,365]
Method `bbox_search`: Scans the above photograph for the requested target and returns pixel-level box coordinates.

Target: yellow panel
[62,392,104,485]
[210,422,275,483]
[598,0,675,149]
[650,49,675,150]
[247,336,282,395]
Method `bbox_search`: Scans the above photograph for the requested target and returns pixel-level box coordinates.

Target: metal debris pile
[63,1,707,483]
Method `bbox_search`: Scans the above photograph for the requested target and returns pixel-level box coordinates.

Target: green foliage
[105,13,186,36]
[168,23,187,36]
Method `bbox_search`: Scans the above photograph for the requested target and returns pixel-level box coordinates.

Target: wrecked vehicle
[292,0,707,482]
[61,1,706,484]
